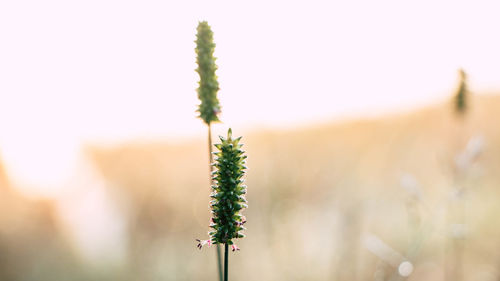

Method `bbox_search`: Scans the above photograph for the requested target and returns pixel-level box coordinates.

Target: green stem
[216,245,222,281]
[208,124,223,281]
[224,243,229,281]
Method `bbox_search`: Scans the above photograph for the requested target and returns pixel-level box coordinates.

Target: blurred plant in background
[445,69,479,281]
[453,69,468,117]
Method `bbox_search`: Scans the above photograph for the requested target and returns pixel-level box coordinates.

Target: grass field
[2,94,500,280]
[88,94,500,280]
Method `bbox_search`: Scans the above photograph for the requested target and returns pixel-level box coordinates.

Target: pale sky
[0,0,499,193]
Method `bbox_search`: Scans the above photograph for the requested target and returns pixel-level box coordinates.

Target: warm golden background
[1,0,500,280]
[1,94,500,280]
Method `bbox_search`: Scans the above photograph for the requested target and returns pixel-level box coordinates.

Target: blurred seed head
[454,68,468,116]
[363,234,407,267]
[400,173,422,201]
[454,135,484,171]
[450,187,465,201]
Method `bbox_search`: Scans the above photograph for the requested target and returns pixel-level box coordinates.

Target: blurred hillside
[86,94,500,281]
[1,94,500,281]
[0,161,87,280]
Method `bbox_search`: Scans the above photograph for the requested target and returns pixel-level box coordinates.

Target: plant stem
[208,124,224,281]
[216,245,223,281]
[224,243,229,281]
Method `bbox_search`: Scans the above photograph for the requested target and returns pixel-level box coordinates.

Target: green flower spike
[198,128,247,251]
[195,21,221,124]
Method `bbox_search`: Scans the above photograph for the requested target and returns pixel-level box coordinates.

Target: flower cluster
[195,21,221,124]
[197,129,247,250]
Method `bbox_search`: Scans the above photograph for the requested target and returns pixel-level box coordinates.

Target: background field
[1,94,500,280]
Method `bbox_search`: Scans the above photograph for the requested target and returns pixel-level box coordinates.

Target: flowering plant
[198,129,247,252]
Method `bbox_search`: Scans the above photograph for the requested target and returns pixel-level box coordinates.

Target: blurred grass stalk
[195,21,223,281]
[446,69,469,281]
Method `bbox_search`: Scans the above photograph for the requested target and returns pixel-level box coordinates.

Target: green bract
[195,21,221,124]
[209,129,247,246]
